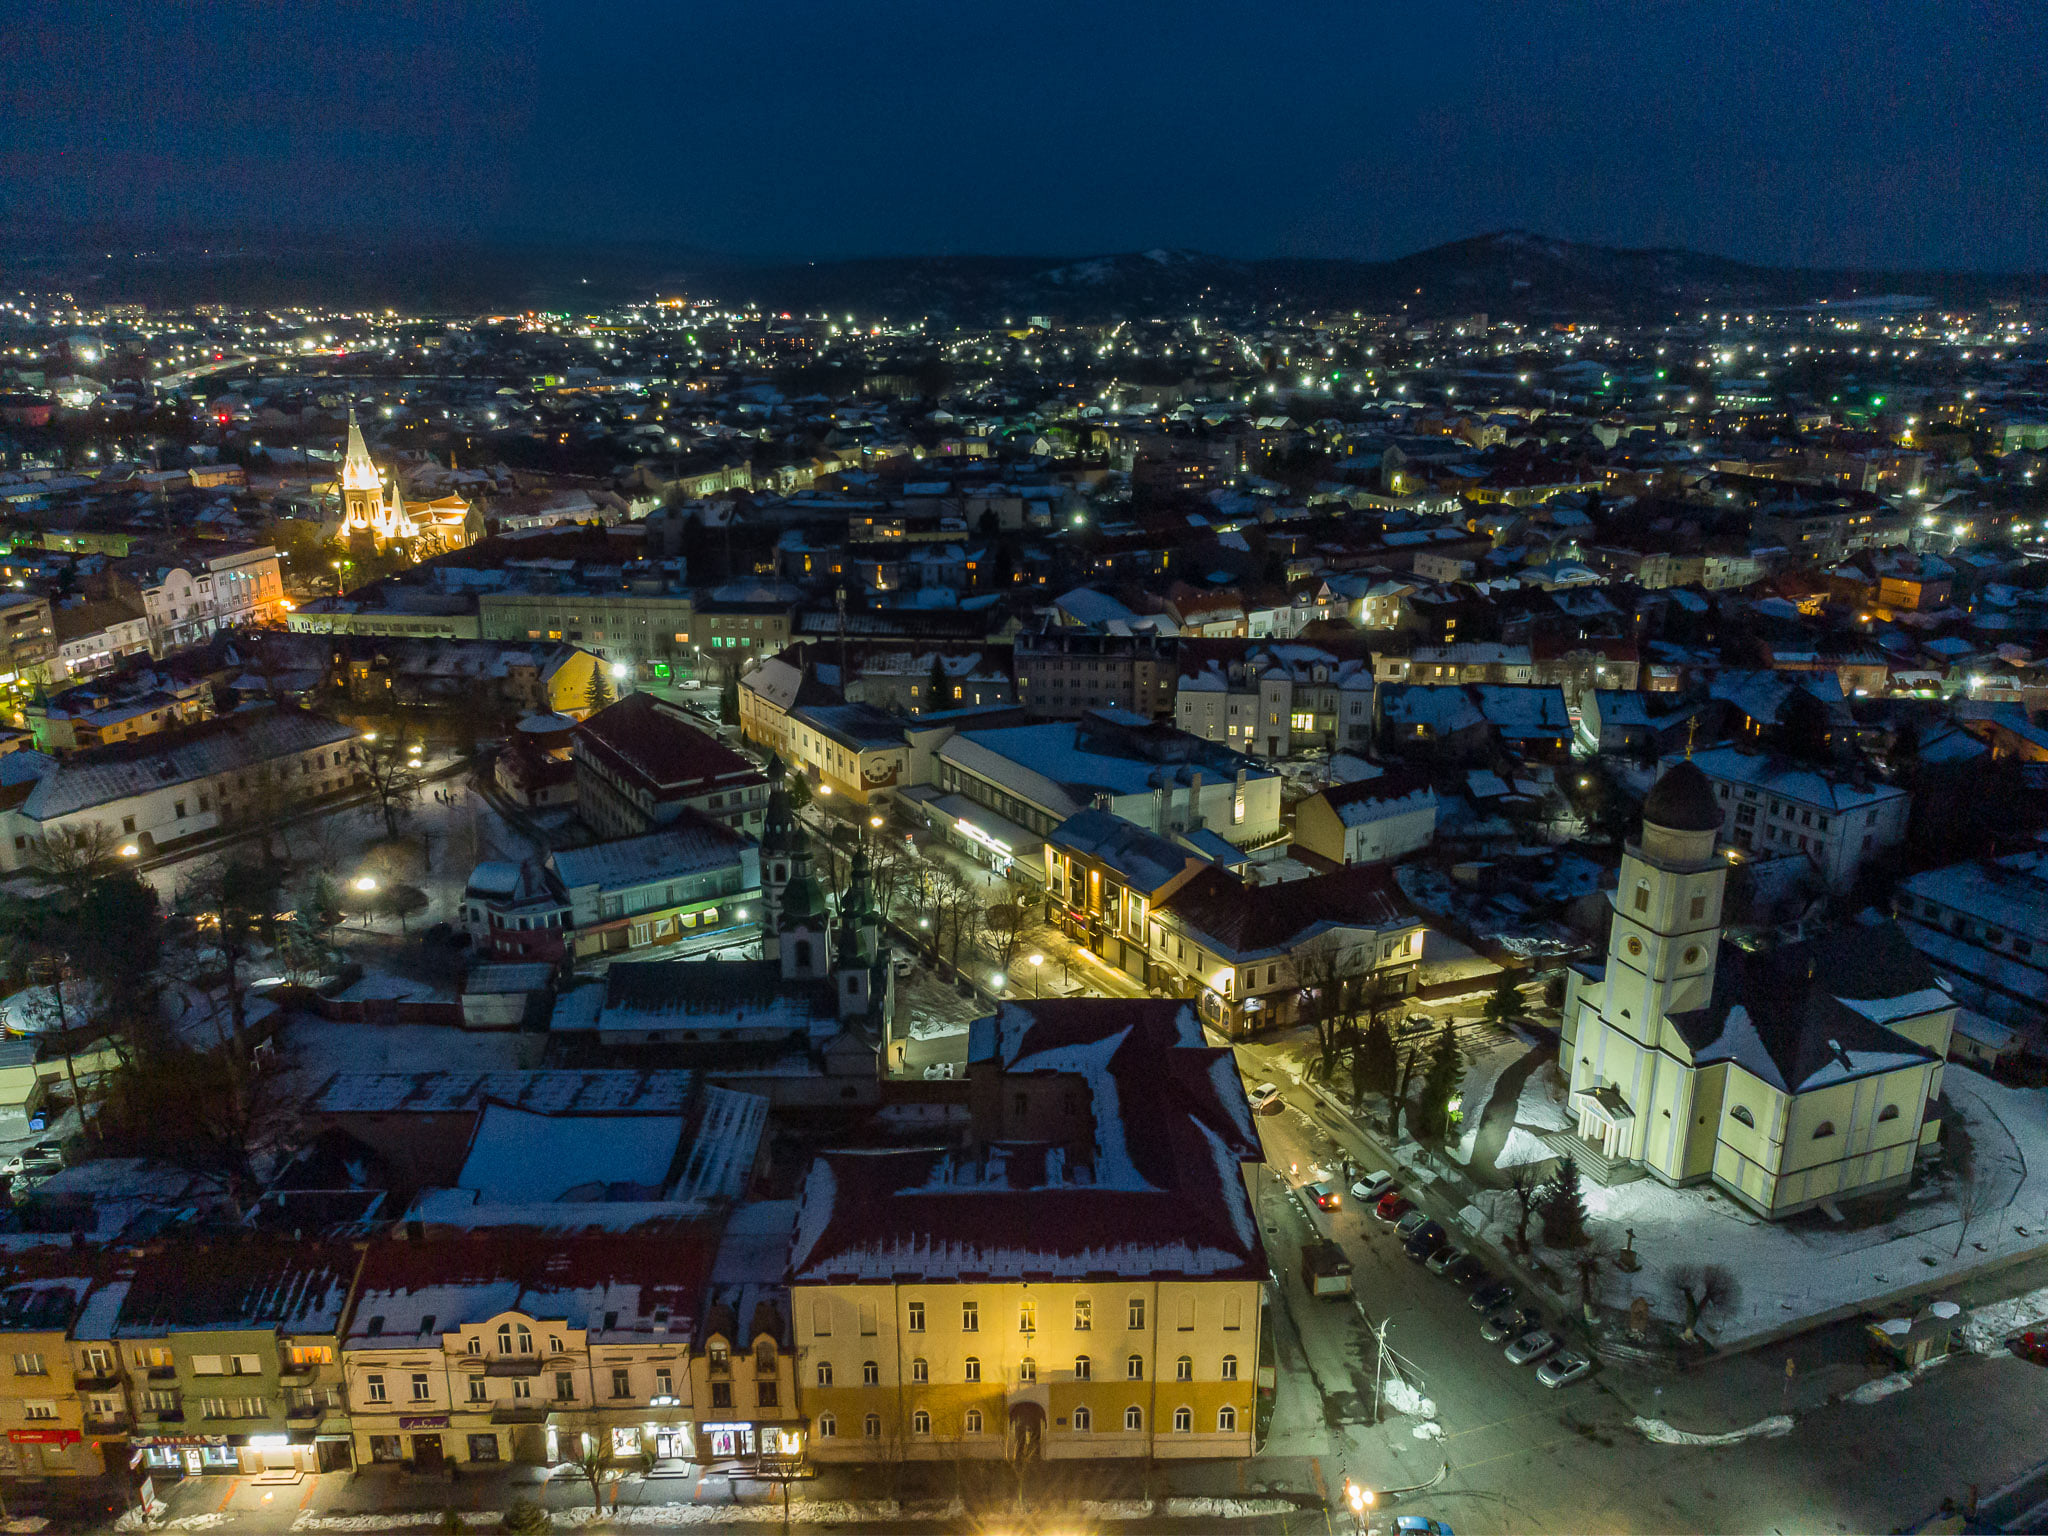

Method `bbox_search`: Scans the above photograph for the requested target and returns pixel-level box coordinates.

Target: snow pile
[1413,1420,1446,1440]
[120,1516,229,1533]
[1161,1499,1296,1519]
[1846,1372,1914,1404]
[1383,1377,1437,1419]
[1962,1283,2048,1352]
[1515,1060,1573,1131]
[4,1519,50,1534]
[1496,1126,1556,1169]
[1634,1415,1793,1446]
[1081,1503,1155,1521]
[1448,1042,1523,1165]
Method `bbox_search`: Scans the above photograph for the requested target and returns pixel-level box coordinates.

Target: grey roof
[311,1070,695,1116]
[1047,808,1200,894]
[549,818,749,895]
[21,708,358,822]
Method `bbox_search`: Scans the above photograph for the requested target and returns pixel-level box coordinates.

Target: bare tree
[1951,1153,2001,1259]
[1295,934,1354,1084]
[26,824,123,901]
[984,897,1032,973]
[356,733,424,840]
[1669,1261,1739,1342]
[564,1437,616,1521]
[1506,1168,1542,1253]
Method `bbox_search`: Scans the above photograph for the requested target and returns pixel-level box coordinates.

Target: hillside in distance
[13,230,2044,321]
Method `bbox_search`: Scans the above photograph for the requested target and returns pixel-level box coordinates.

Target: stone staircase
[1541,1128,1647,1187]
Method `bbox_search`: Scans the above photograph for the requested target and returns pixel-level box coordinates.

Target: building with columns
[1559,759,1954,1219]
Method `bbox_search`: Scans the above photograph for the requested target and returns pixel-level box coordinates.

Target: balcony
[147,1366,178,1382]
[286,1402,324,1422]
[75,1370,120,1392]
[278,1363,318,1384]
[87,1412,130,1433]
[141,1408,185,1425]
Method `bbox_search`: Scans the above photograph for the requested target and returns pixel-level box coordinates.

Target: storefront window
[610,1427,642,1456]
[703,1425,755,1459]
[369,1436,403,1463]
[467,1435,500,1463]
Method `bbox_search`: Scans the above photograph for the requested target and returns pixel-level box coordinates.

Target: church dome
[1641,760,1723,833]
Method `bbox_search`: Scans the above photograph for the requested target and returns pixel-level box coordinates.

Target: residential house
[574,693,767,839]
[1686,746,1909,893]
[1291,769,1438,866]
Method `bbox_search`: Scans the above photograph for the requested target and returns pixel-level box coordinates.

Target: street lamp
[354,875,378,929]
[1028,953,1043,997]
[1344,1478,1373,1531]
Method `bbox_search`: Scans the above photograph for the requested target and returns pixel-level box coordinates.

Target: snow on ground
[1448,1040,1524,1164]
[280,1498,1293,1530]
[1496,1126,1556,1169]
[1962,1283,2048,1351]
[1382,1378,1436,1419]
[1415,925,1494,986]
[1464,1066,2048,1346]
[1634,1415,1793,1446]
[1514,1059,1573,1132]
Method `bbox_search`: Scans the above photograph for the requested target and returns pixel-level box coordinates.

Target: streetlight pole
[1028,953,1043,998]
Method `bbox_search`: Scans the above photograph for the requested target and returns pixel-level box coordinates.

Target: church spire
[340,409,381,493]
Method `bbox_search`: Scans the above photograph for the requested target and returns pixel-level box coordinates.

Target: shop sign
[399,1415,449,1430]
[9,1429,82,1446]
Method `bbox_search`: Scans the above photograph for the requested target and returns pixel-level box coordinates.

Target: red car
[2009,1331,2048,1366]
[1375,1192,1414,1223]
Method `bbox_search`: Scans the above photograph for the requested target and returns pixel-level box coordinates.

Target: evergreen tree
[585,668,613,715]
[718,676,740,725]
[1418,1020,1463,1139]
[1350,1015,1398,1114]
[1540,1157,1589,1248]
[1483,971,1522,1024]
[780,757,813,813]
[927,653,948,714]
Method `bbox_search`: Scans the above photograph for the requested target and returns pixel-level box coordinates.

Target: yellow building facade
[1563,760,1953,1218]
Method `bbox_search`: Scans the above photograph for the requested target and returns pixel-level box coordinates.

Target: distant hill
[10,229,2043,322]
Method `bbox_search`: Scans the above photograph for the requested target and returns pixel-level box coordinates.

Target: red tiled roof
[573,693,762,795]
[1160,863,1414,959]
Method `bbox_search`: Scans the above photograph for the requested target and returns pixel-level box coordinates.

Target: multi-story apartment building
[0,595,55,689]
[342,1232,717,1471]
[48,596,152,682]
[1372,641,1533,689]
[695,598,797,682]
[1173,642,1375,758]
[27,671,212,754]
[1151,864,1425,1035]
[791,1000,1264,1464]
[574,693,767,839]
[0,1262,98,1480]
[477,581,696,685]
[1893,851,2048,1032]
[1014,630,1177,721]
[116,542,287,655]
[1687,746,1910,893]
[114,1243,360,1478]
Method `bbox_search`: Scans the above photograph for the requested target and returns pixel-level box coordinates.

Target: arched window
[1172,1406,1192,1432]
[1073,1354,1091,1381]
[497,1323,512,1352]
[815,1363,833,1387]
[1218,1405,1237,1432]
[1126,1354,1144,1380]
[1175,1354,1192,1381]
[1813,1121,1836,1139]
[1124,1405,1143,1432]
[1018,1357,1036,1384]
[861,1361,878,1386]
[1072,1406,1092,1432]
[964,1409,983,1434]
[1878,1104,1900,1122]
[911,1358,928,1384]
[1220,1354,1238,1381]
[863,1414,880,1439]
[1633,881,1650,913]
[911,1410,930,1436]
[1731,1105,1755,1128]
[816,1412,836,1439]
[516,1326,531,1354]
[963,1357,979,1383]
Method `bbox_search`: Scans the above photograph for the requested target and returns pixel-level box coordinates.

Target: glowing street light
[1028,952,1044,997]
[119,844,139,858]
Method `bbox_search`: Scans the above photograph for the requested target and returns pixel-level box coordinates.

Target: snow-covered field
[1462,1066,2048,1345]
[278,1017,540,1086]
[1448,1039,1525,1164]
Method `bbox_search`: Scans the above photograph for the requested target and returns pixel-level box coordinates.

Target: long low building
[0,706,363,869]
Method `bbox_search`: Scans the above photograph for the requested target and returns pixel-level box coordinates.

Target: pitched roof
[573,693,761,795]
[792,1000,1264,1284]
[1159,863,1415,960]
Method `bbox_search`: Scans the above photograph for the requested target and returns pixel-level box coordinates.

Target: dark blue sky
[8,0,2044,269]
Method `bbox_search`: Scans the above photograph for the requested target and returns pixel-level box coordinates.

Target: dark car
[1403,1221,1447,1261]
[1481,1305,1542,1343]
[1443,1254,1488,1288]
[1469,1281,1516,1313]
[1374,1192,1414,1223]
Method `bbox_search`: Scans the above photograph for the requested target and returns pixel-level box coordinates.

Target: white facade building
[1687,745,1909,893]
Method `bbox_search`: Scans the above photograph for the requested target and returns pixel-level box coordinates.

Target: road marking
[1441,1431,1590,1474]
[216,1478,240,1512]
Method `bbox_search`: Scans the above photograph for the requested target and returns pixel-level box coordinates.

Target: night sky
[7,0,2044,270]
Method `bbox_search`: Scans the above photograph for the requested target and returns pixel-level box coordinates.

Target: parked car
[1306,1181,1340,1211]
[1375,1192,1414,1223]
[1246,1083,1283,1115]
[3,1143,63,1178]
[1392,1518,1456,1536]
[1443,1255,1488,1288]
[921,1062,958,1080]
[1505,1329,1561,1366]
[1469,1281,1517,1313]
[1480,1305,1541,1343]
[1351,1170,1398,1202]
[1536,1351,1595,1388]
[1394,1209,1431,1239]
[1424,1243,1465,1276]
[1403,1222,1447,1261]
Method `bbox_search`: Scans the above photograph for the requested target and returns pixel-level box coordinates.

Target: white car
[1351,1170,1398,1202]
[1504,1329,1560,1367]
[1245,1083,1283,1114]
[1536,1350,1594,1388]
[921,1062,959,1080]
